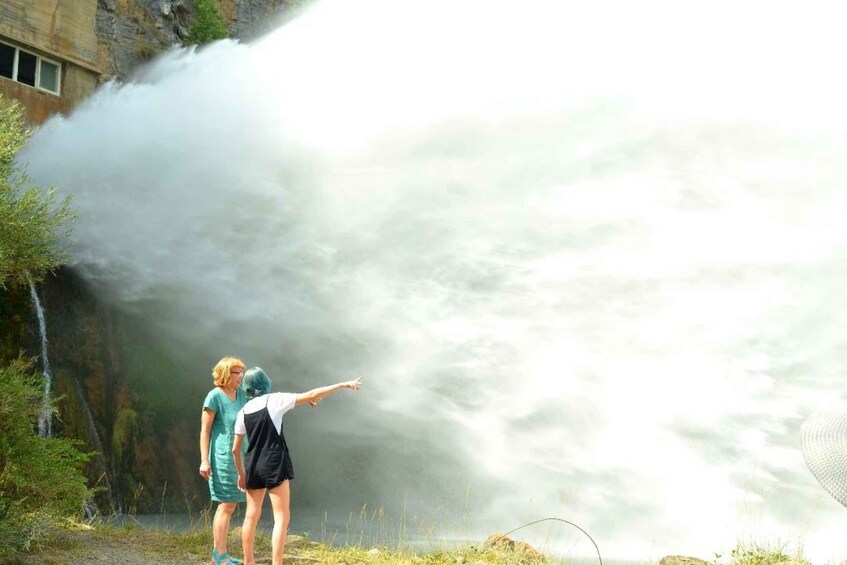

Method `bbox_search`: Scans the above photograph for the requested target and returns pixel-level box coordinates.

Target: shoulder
[203,388,220,407]
[243,396,265,415]
[269,392,297,413]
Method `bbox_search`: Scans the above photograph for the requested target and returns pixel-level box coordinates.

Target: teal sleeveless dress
[203,387,247,502]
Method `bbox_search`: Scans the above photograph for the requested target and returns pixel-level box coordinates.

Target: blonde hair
[212,356,246,388]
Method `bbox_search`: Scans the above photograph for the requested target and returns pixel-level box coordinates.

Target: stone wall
[0,1,99,69]
[0,63,99,123]
[0,1,100,123]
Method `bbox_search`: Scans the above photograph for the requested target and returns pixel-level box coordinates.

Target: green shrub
[727,542,809,565]
[0,359,92,560]
[187,0,229,45]
[0,64,86,565]
[0,93,74,288]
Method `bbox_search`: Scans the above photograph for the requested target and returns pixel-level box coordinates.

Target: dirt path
[22,528,320,565]
[21,528,207,564]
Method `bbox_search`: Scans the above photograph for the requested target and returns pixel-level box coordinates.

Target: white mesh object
[800,410,847,508]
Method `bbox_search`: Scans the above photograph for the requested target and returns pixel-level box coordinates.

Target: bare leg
[213,502,238,559]
[242,488,266,565]
[267,481,291,565]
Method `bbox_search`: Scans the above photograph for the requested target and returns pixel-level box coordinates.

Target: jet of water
[20,0,847,560]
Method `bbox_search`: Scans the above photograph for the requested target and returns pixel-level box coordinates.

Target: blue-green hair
[243,367,272,398]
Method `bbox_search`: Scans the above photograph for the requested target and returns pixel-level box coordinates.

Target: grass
[17,518,551,564]
[16,508,818,565]
[719,541,812,565]
[22,523,819,565]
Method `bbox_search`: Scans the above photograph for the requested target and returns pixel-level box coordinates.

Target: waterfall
[73,381,116,516]
[28,283,53,437]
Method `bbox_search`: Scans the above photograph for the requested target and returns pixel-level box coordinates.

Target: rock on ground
[659,556,713,565]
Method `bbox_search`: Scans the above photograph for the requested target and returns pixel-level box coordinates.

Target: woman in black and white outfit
[232,367,362,565]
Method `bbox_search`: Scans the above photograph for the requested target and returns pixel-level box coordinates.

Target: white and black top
[235,393,297,489]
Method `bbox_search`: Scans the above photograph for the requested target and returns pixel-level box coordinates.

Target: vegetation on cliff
[187,0,229,45]
[0,94,74,287]
[0,94,90,561]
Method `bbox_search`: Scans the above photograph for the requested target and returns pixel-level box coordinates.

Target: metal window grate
[801,409,847,508]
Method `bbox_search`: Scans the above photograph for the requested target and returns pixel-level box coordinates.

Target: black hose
[497,517,603,565]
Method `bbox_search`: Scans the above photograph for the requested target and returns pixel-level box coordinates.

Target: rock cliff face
[96,0,305,79]
[33,268,208,514]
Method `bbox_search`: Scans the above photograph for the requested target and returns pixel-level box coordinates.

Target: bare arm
[295,376,363,406]
[232,433,246,492]
[199,408,215,480]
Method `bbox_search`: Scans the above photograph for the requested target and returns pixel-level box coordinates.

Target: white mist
[21,0,847,560]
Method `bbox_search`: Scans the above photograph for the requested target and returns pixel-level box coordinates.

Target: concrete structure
[0,1,101,124]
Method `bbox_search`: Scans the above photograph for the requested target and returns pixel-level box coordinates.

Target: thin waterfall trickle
[28,280,115,515]
[28,282,53,437]
[73,380,116,515]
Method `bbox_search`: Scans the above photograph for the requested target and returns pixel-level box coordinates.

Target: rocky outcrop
[659,557,712,565]
[222,0,307,44]
[96,0,307,79]
[483,534,547,563]
[95,0,184,77]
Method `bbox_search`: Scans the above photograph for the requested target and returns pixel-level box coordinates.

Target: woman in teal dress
[199,356,247,565]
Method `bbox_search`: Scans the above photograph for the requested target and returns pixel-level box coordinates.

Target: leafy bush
[0,93,86,561]
[0,93,74,288]
[0,359,92,560]
[187,0,229,45]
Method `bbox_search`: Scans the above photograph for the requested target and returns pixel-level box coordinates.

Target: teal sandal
[212,548,243,564]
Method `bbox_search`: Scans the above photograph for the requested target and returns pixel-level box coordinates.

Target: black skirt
[244,402,295,490]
